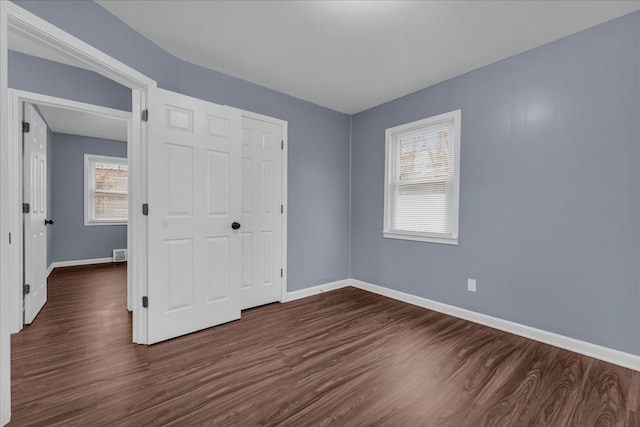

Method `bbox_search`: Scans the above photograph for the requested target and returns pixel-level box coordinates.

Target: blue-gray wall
[48,133,127,263]
[13,0,639,355]
[13,0,352,291]
[351,11,640,356]
[9,51,131,111]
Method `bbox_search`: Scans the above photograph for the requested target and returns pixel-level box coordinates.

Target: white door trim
[0,2,157,424]
[11,90,131,119]
[3,2,152,88]
[239,110,288,303]
[8,89,132,334]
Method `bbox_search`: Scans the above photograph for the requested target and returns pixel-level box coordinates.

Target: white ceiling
[37,105,128,142]
[99,1,640,114]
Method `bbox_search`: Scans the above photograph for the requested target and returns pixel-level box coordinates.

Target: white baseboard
[285,279,351,302]
[349,279,640,372]
[285,277,640,371]
[47,257,114,277]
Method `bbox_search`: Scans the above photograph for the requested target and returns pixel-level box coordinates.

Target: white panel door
[23,103,48,324]
[240,116,283,310]
[147,88,242,344]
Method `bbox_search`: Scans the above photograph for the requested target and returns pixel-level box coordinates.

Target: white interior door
[147,88,242,344]
[23,103,48,324]
[240,116,283,310]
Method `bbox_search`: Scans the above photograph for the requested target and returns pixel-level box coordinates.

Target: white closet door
[147,88,242,344]
[23,103,48,324]
[240,115,283,310]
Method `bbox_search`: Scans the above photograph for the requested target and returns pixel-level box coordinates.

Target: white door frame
[9,89,132,333]
[240,110,289,303]
[0,2,157,424]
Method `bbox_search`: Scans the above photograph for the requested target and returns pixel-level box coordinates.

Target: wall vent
[113,249,128,263]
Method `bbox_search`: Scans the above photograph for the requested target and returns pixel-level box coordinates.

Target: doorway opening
[1,3,154,423]
[17,93,131,326]
[1,3,289,425]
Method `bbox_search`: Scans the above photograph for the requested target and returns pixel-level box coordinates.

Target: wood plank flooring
[10,264,640,426]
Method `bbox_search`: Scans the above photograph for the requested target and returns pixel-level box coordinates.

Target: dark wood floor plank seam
[10,264,640,426]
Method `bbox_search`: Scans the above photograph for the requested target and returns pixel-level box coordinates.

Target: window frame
[383,110,461,245]
[84,153,128,226]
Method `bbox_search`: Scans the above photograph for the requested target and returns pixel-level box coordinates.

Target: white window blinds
[94,161,128,221]
[384,110,460,244]
[84,154,128,225]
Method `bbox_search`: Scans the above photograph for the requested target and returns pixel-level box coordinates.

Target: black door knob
[44,219,54,226]
[231,222,241,230]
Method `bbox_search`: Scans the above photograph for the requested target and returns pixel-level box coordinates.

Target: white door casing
[147,88,242,344]
[2,3,157,424]
[23,103,47,324]
[240,116,283,309]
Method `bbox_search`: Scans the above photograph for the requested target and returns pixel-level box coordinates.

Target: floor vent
[113,249,128,263]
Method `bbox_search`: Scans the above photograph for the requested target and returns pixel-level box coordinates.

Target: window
[384,110,461,245]
[84,154,128,225]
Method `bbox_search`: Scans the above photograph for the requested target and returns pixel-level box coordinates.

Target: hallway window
[84,154,128,225]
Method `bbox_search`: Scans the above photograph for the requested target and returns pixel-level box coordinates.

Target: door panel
[240,116,283,310]
[23,103,48,324]
[147,88,242,344]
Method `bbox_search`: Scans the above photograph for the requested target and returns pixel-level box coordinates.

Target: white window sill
[383,231,458,245]
[84,221,128,227]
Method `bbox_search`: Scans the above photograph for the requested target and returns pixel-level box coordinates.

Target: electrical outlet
[467,278,476,292]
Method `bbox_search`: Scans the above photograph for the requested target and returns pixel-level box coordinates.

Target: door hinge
[8,233,11,245]
[23,284,30,295]
[281,140,284,150]
[142,296,148,308]
[281,204,283,214]
[22,122,30,133]
[141,109,149,122]
[280,268,283,277]
[142,203,149,216]
[22,203,30,214]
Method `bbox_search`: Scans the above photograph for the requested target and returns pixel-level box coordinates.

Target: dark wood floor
[10,264,640,426]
